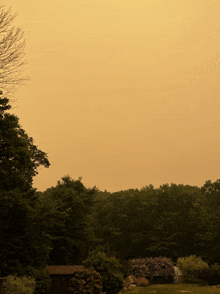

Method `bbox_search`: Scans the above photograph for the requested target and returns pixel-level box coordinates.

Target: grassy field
[121,284,220,294]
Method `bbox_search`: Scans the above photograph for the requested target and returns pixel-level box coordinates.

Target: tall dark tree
[145,183,201,260]
[0,7,51,282]
[40,176,98,265]
[91,187,158,259]
[0,97,50,276]
[195,179,220,264]
[0,97,50,192]
[0,190,51,276]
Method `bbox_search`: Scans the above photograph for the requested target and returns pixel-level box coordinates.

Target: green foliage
[91,188,159,259]
[24,267,51,294]
[0,97,51,276]
[211,263,220,273]
[196,267,220,285]
[68,267,104,294]
[145,184,201,260]
[118,259,132,278]
[0,191,32,276]
[2,275,36,294]
[92,184,202,261]
[196,179,220,264]
[57,175,85,193]
[0,190,51,277]
[40,175,98,265]
[177,255,209,283]
[83,251,124,294]
[131,257,175,283]
[0,97,50,192]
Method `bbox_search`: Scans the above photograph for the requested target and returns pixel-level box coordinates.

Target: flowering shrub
[68,267,104,294]
[131,257,175,282]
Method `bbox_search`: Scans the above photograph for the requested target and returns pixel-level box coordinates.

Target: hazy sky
[3,0,220,192]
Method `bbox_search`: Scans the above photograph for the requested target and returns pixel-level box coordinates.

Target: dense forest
[36,176,220,266]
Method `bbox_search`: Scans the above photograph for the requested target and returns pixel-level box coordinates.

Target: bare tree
[0,6,28,97]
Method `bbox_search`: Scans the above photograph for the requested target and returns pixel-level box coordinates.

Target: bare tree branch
[0,6,29,98]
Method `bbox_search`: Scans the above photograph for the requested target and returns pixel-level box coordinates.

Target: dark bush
[83,252,124,294]
[24,267,51,294]
[197,268,220,285]
[68,267,104,294]
[118,260,132,278]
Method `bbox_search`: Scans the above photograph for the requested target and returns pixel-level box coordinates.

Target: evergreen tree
[41,176,98,265]
[0,97,50,192]
[0,96,51,276]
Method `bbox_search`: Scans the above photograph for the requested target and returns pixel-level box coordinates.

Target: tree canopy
[39,175,98,265]
[0,97,50,192]
[0,96,51,276]
[0,6,51,279]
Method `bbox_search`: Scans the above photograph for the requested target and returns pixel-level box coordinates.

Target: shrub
[135,277,149,287]
[2,275,36,294]
[130,259,149,278]
[211,263,220,273]
[177,255,209,283]
[83,251,124,294]
[196,267,220,285]
[131,257,175,283]
[118,260,132,278]
[24,267,51,294]
[68,267,104,294]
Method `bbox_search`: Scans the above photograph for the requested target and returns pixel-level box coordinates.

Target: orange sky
[3,0,220,192]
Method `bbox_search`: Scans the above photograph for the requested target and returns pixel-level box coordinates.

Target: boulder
[125,275,136,285]
[124,276,137,291]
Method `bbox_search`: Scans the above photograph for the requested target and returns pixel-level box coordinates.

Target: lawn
[121,284,220,294]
